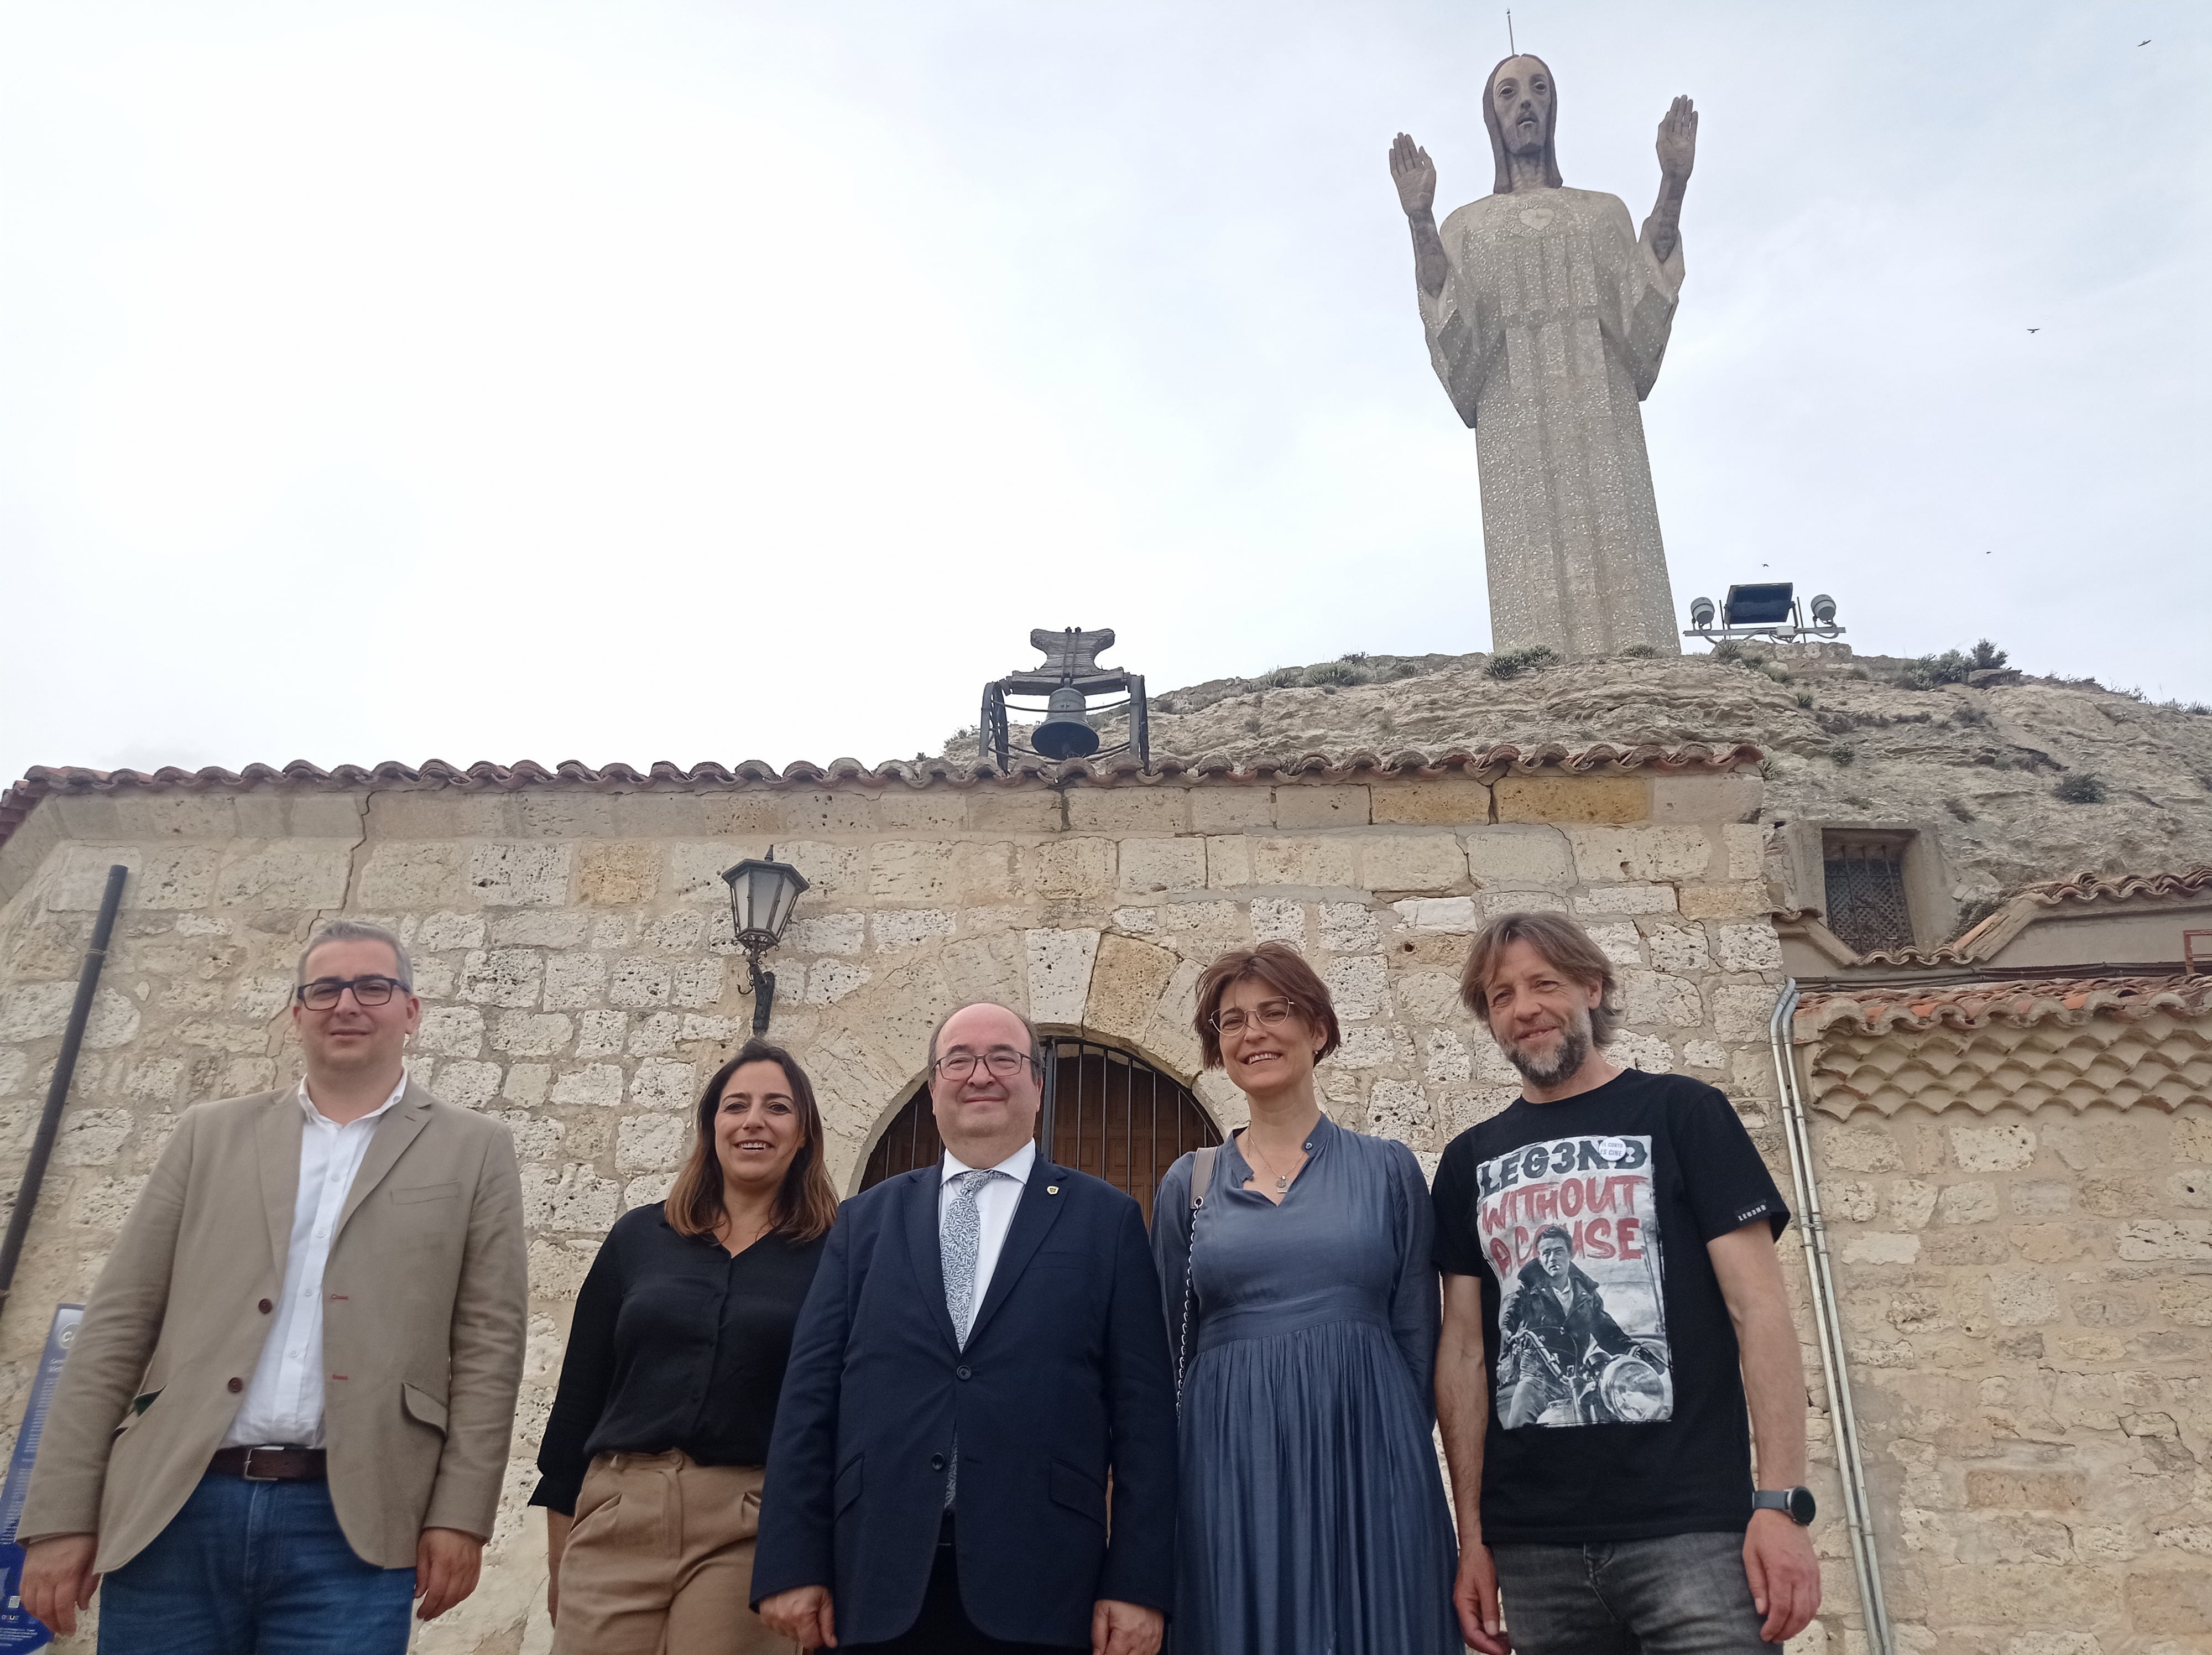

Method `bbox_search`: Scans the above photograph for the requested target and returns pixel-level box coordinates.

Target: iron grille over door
[1824,838,1913,954]
[858,1039,1220,1225]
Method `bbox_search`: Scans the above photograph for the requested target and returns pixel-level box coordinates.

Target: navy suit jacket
[752,1156,1178,1647]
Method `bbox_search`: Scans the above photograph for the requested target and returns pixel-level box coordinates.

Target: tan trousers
[552,1451,796,1655]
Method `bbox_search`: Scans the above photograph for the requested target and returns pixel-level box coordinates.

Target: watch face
[1788,1486,1817,1526]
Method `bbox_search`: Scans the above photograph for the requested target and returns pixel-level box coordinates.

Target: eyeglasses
[933,1050,1040,1082]
[1214,1000,1297,1036]
[295,975,411,1010]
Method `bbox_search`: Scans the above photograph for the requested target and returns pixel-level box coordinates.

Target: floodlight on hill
[1724,583,1796,626]
[1683,581,1845,646]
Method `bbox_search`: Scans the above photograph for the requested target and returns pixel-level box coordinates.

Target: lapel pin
[1046,1185,1060,1195]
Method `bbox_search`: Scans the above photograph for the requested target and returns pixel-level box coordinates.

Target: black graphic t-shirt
[1431,1068,1788,1544]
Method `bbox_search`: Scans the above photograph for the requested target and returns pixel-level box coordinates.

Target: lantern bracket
[721,850,810,1036]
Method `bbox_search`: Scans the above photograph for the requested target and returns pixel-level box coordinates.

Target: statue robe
[1419,185,1684,657]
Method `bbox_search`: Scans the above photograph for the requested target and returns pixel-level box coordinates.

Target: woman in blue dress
[1153,941,1460,1655]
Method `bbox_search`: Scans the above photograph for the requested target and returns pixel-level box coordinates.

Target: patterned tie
[940,1167,1011,1506]
[942,1168,1010,1349]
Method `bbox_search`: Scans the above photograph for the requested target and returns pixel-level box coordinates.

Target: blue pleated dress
[1152,1115,1460,1655]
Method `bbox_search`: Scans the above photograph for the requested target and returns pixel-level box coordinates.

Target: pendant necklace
[1241,1132,1298,1195]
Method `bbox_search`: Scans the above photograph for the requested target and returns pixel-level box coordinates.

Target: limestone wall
[1808,1063,2212,1649]
[1122,650,2212,908]
[0,765,1819,1652]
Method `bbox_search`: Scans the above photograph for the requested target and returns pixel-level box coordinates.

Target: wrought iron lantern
[980,626,1150,773]
[722,850,810,1034]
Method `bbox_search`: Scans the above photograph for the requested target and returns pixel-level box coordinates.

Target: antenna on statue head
[1506,10,1516,54]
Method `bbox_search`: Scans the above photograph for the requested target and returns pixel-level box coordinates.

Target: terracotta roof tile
[2020,866,2212,904]
[1793,973,2212,1038]
[0,743,1760,857]
[1842,941,1978,968]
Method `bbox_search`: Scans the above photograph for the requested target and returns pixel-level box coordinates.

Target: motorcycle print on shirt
[1475,1134,1673,1429]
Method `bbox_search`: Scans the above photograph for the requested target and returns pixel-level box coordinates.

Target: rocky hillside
[958,647,2212,917]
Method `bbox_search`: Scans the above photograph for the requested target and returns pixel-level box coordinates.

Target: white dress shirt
[222,1075,407,1449]
[938,1139,1035,1311]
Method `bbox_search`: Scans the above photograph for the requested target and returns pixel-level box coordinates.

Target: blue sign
[0,1305,84,1650]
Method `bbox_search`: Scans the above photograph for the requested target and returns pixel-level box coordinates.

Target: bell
[1031,686,1102,761]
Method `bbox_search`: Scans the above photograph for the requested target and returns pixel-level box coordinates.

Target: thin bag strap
[1175,1144,1219,1406]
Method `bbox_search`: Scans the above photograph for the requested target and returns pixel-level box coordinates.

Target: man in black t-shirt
[1432,911,1820,1653]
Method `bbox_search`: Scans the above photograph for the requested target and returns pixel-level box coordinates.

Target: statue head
[1484,54,1563,193]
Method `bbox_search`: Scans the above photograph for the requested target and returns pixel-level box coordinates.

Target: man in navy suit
[754,1002,1177,1654]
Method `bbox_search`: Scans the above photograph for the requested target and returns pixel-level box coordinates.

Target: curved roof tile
[1794,974,2212,1037]
[0,742,1760,856]
[2022,866,2212,905]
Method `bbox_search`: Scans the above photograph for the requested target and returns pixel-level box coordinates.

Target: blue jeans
[97,1471,417,1654]
[1490,1531,1768,1654]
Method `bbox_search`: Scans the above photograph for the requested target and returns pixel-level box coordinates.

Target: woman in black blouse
[534,1039,838,1653]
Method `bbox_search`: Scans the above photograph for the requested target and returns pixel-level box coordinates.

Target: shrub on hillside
[1619,643,1660,659]
[1485,645,1560,679]
[1302,660,1369,688]
[2053,773,2107,804]
[1897,649,1975,690]
[1971,639,2008,670]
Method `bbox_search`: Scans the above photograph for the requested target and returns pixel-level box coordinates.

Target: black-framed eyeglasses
[1213,999,1297,1036]
[295,975,411,1011]
[932,1050,1041,1083]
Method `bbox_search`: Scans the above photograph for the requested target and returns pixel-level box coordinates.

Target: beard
[1498,1005,1594,1086]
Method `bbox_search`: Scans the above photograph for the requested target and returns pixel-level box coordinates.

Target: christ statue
[1392,58,1698,657]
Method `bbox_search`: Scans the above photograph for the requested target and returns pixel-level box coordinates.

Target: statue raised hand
[1390,132,1447,298]
[1646,95,1697,263]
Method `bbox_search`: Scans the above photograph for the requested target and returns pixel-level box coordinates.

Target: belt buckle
[241,1447,281,1482]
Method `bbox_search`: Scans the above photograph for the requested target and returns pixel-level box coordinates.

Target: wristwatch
[1753,1487,1817,1525]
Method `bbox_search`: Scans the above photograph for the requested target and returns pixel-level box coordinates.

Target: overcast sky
[2,1,2204,780]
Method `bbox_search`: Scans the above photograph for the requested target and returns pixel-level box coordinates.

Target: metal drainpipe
[1770,978,1895,1655]
[0,863,129,1319]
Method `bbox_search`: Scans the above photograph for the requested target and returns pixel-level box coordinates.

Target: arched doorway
[858,1038,1222,1225]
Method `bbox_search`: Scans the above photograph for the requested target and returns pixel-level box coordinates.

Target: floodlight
[1723,582,1795,626]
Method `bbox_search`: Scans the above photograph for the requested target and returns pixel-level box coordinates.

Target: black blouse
[530,1203,829,1515]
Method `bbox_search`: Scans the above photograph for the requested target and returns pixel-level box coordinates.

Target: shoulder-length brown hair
[1458,910,1620,1044]
[665,1040,838,1243]
[1193,941,1343,1070]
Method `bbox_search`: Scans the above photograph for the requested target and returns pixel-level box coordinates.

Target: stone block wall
[0,765,1818,1651]
[1809,1075,2212,1650]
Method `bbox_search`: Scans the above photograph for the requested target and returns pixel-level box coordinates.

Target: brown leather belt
[208,1446,327,1482]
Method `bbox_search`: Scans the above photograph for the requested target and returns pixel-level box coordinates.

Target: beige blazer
[19,1080,528,1572]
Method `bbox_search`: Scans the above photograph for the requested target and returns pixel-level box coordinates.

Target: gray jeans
[1490,1531,1769,1654]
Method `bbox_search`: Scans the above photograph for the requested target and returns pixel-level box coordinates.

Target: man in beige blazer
[18,919,528,1652]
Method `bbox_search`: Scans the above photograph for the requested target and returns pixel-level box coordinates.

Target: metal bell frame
[980,626,1151,774]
